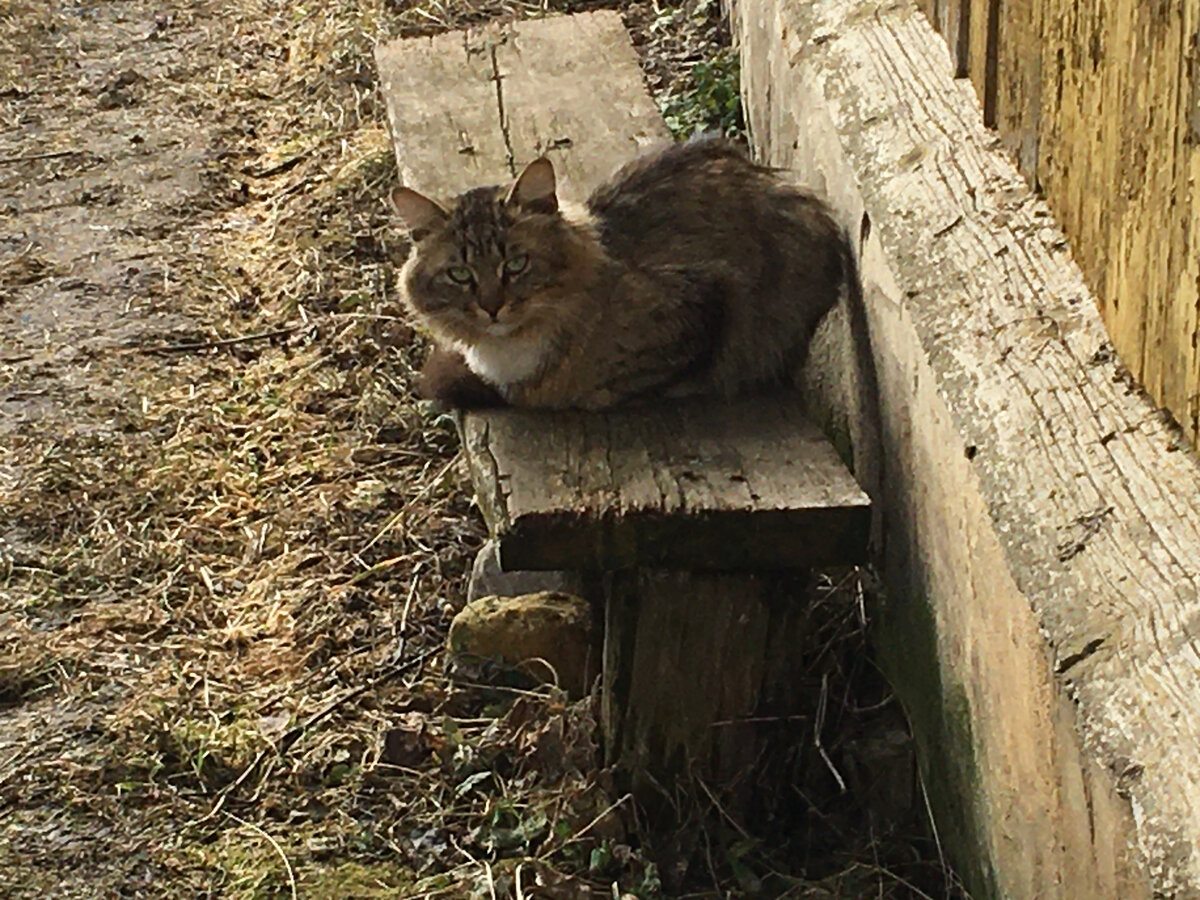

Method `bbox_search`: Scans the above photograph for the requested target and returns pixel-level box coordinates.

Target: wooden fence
[917,0,1200,447]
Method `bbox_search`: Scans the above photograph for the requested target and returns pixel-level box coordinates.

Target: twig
[242,153,308,178]
[144,326,303,354]
[345,554,410,586]
[694,777,752,842]
[357,453,460,556]
[229,814,298,900]
[387,565,424,666]
[0,150,82,165]
[399,566,423,639]
[540,792,633,858]
[710,713,809,726]
[447,680,558,700]
[485,861,498,900]
[329,311,412,323]
[917,763,949,896]
[814,672,847,792]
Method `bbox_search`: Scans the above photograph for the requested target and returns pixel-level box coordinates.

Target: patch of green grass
[183,819,417,899]
[299,861,417,899]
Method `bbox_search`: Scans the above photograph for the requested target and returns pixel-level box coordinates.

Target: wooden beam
[917,0,970,78]
[461,396,870,571]
[965,0,997,123]
[731,0,1200,895]
[921,0,1200,449]
[993,0,1043,179]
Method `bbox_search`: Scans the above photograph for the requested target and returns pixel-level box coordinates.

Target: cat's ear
[505,157,558,214]
[389,186,448,240]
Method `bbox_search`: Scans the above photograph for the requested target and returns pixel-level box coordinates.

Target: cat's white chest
[462,336,549,388]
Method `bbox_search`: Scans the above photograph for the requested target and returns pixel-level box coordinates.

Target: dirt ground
[0,1,967,897]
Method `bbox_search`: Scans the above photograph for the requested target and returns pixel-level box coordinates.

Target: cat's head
[390,158,599,347]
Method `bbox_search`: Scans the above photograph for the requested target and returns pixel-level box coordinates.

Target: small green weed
[660,47,745,138]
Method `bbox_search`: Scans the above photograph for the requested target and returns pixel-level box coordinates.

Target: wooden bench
[376,12,870,798]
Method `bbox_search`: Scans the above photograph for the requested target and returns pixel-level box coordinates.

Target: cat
[389,136,850,411]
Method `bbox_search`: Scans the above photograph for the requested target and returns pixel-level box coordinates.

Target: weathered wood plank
[1186,0,1200,442]
[462,396,871,571]
[927,0,1200,448]
[376,26,507,194]
[964,0,996,124]
[731,0,1200,894]
[376,12,669,201]
[912,0,979,82]
[485,13,670,200]
[940,0,969,78]
[602,570,771,801]
[917,0,970,79]
[993,0,1042,178]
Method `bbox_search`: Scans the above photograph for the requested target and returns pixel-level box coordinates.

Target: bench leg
[602,569,808,817]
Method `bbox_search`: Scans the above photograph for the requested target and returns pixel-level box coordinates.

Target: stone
[447,591,599,699]
[467,540,585,602]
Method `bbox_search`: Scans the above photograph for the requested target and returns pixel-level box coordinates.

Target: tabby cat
[390,136,850,410]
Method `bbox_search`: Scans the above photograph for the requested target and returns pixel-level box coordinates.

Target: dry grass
[0,0,966,896]
[0,0,733,894]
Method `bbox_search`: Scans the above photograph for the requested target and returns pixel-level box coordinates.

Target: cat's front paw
[418,347,505,410]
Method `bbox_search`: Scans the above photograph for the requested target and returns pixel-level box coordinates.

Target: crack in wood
[1055,505,1115,563]
[1056,636,1106,675]
[489,44,516,177]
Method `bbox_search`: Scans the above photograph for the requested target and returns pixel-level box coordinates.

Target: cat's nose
[477,292,505,318]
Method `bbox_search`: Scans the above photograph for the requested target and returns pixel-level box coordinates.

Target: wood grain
[917,0,1200,448]
[376,26,505,194]
[913,1,968,76]
[964,0,996,124]
[462,395,871,571]
[376,12,669,202]
[483,12,670,200]
[602,569,771,808]
[993,0,1042,177]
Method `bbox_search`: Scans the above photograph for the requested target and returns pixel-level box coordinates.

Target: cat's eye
[445,265,474,284]
[502,254,530,277]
